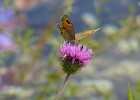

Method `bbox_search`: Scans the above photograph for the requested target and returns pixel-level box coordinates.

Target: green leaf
[128,83,133,100]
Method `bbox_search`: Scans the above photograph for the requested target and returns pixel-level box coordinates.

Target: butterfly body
[57,14,99,42]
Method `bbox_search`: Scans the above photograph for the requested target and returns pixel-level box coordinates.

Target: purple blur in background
[0,8,17,31]
[0,33,15,51]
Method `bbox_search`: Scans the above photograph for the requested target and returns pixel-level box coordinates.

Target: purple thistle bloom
[59,42,93,67]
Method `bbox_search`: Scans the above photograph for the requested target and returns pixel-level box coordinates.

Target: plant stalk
[54,73,71,100]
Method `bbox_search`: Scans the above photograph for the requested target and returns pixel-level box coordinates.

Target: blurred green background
[0,0,140,100]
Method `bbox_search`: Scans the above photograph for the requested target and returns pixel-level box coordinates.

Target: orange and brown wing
[75,28,100,41]
[60,15,75,40]
[57,23,75,41]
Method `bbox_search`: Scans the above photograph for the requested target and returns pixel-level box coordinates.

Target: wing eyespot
[66,19,70,24]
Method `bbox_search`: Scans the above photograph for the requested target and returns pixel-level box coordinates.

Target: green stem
[54,73,71,100]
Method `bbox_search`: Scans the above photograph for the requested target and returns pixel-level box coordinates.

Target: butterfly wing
[57,23,75,41]
[57,15,100,42]
[60,15,75,41]
[75,28,100,41]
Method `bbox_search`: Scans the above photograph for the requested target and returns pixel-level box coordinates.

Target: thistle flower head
[58,42,93,74]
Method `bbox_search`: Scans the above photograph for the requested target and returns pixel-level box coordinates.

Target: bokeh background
[0,0,140,100]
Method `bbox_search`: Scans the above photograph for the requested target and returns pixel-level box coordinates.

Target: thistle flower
[55,42,93,100]
[58,42,93,74]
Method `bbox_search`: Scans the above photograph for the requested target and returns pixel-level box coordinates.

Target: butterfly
[57,15,100,42]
